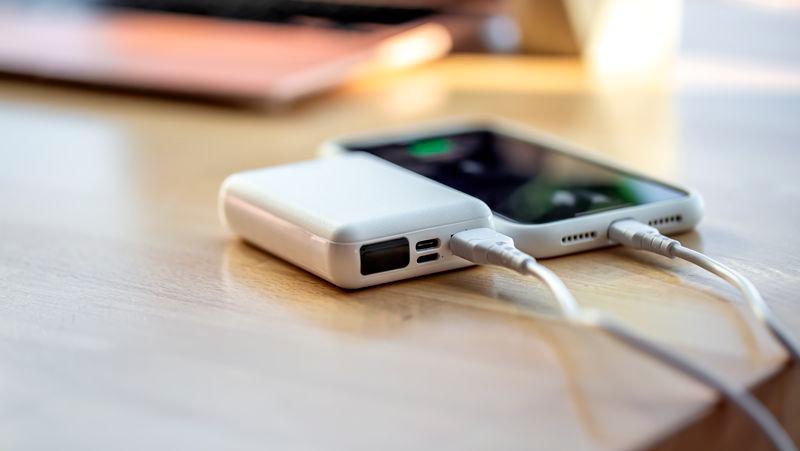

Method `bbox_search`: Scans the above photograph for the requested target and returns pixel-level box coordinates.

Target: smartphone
[321,117,703,258]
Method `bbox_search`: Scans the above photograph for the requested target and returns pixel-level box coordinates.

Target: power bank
[219,153,493,288]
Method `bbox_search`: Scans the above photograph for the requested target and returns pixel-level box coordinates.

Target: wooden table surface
[1,6,799,450]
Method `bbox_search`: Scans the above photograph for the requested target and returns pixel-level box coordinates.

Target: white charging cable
[608,219,800,362]
[450,228,797,451]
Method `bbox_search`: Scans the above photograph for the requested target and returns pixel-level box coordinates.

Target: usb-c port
[417,253,439,264]
[415,238,440,251]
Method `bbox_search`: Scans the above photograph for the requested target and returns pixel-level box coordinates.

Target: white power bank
[219,153,493,288]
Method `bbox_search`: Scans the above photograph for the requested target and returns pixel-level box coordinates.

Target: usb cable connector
[607,219,679,257]
[608,218,800,363]
[450,228,580,319]
[450,226,798,451]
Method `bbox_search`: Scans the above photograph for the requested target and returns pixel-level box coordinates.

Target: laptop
[0,0,459,103]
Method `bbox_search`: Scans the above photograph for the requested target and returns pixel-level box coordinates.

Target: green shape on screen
[615,179,640,204]
[410,138,451,157]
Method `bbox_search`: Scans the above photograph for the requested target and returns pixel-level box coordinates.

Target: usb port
[417,253,439,264]
[415,238,440,251]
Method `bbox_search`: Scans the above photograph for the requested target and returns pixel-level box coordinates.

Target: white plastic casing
[320,116,704,258]
[219,153,493,288]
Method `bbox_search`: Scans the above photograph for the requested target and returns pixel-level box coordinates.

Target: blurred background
[2,0,797,204]
[1,0,797,97]
[0,0,689,102]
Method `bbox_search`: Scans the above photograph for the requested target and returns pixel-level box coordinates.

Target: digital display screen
[345,130,687,224]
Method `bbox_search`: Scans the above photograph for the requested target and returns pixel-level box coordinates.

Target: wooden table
[1,13,799,451]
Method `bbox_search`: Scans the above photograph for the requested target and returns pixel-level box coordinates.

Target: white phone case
[320,116,704,258]
[219,152,493,288]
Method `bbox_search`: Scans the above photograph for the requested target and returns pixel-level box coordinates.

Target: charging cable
[608,219,800,363]
[450,228,797,451]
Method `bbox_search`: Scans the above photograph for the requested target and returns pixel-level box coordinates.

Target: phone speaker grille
[647,214,683,227]
[561,231,597,244]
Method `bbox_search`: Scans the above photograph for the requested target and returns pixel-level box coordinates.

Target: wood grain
[1,38,799,451]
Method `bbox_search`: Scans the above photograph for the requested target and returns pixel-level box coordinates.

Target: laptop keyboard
[97,0,437,27]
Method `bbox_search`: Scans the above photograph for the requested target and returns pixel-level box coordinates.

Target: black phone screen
[345,129,687,225]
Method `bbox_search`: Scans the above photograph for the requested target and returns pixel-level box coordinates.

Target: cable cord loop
[450,228,797,451]
[608,219,800,362]
[586,314,797,451]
